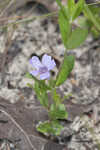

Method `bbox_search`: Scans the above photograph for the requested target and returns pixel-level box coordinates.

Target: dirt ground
[0,1,100,150]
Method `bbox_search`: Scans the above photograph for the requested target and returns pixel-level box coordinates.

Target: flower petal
[42,54,56,70]
[30,70,39,77]
[39,72,50,80]
[29,56,42,69]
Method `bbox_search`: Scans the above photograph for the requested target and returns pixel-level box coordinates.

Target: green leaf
[26,72,51,91]
[56,0,68,20]
[67,0,75,15]
[88,5,100,15]
[27,83,34,90]
[37,121,63,136]
[41,92,49,107]
[48,78,56,88]
[52,89,61,106]
[83,4,100,31]
[56,55,75,86]
[78,17,92,29]
[34,82,49,108]
[39,80,51,91]
[68,0,75,9]
[72,0,84,21]
[38,91,48,107]
[91,26,100,39]
[51,120,63,135]
[49,104,68,120]
[66,27,88,49]
[58,8,71,48]
[56,0,63,10]
[26,73,50,108]
[37,121,54,135]
[25,72,39,82]
[62,93,73,102]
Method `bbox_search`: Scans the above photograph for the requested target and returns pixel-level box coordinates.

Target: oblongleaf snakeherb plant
[26,0,100,136]
[26,53,74,136]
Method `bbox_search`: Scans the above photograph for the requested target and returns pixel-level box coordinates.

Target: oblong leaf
[72,0,84,21]
[66,27,88,49]
[83,4,100,31]
[56,55,75,86]
[67,0,75,17]
[37,121,63,136]
[49,104,68,120]
[58,8,71,47]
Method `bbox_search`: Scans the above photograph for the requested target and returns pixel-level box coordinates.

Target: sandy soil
[0,2,100,150]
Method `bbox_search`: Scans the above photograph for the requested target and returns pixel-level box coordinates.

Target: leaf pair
[49,104,68,120]
[37,120,63,136]
[58,0,88,49]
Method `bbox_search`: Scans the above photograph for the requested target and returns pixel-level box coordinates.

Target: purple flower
[29,54,56,80]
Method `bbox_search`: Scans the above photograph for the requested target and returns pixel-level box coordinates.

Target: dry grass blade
[0,0,17,17]
[0,26,15,85]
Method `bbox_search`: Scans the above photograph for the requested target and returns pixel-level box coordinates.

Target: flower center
[39,66,48,74]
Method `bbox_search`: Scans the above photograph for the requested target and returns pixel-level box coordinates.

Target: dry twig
[0,108,37,150]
